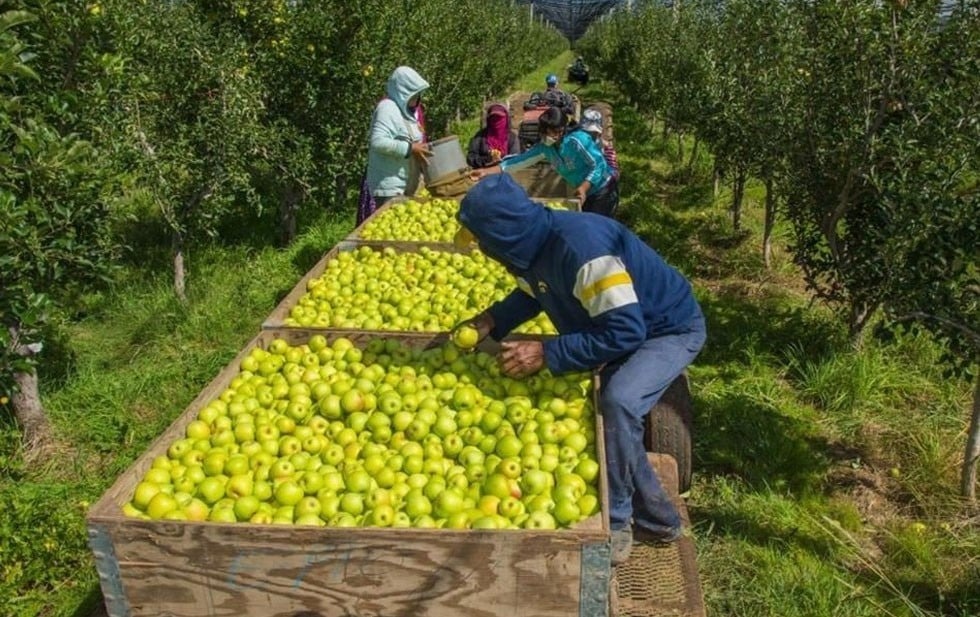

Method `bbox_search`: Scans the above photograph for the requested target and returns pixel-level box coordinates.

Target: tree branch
[892,312,980,347]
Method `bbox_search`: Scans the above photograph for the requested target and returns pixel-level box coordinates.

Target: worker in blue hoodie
[365,66,431,206]
[455,174,707,565]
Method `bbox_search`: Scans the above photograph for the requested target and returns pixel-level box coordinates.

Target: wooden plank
[96,521,602,617]
[507,163,574,199]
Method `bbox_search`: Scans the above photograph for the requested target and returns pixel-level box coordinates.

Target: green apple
[274,480,304,507]
[553,498,581,526]
[452,325,480,350]
[295,495,322,518]
[498,496,525,521]
[233,495,261,521]
[196,477,226,505]
[523,511,557,529]
[339,492,365,516]
[146,492,179,519]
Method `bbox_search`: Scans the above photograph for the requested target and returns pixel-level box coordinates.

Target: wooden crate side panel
[508,164,574,199]
[103,521,605,617]
[594,381,611,531]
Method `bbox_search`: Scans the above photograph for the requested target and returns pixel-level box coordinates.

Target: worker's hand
[575,180,591,203]
[498,340,545,378]
[469,165,500,182]
[452,312,494,348]
[489,148,503,163]
[411,141,431,162]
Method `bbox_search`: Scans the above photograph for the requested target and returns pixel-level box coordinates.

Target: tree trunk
[763,176,776,269]
[279,183,302,246]
[173,229,187,303]
[676,132,684,163]
[713,163,722,198]
[687,136,700,171]
[731,169,746,232]
[7,324,52,457]
[847,301,877,348]
[961,373,980,500]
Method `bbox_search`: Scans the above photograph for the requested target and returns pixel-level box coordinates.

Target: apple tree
[698,0,804,262]
[104,1,268,300]
[779,1,979,494]
[0,9,118,454]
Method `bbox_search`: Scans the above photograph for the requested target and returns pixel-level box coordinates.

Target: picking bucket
[423,135,467,185]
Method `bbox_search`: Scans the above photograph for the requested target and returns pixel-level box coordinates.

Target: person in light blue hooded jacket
[366,66,431,204]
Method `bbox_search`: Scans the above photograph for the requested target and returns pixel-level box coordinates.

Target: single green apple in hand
[452,324,481,350]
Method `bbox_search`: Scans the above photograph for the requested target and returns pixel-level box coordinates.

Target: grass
[1,54,978,617]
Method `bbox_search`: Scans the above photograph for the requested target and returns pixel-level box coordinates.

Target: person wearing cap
[472,106,619,217]
[365,66,431,211]
[580,107,619,181]
[453,173,707,566]
[544,73,575,117]
[466,103,520,169]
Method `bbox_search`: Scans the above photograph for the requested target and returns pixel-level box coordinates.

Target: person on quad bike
[568,56,589,85]
[524,74,576,119]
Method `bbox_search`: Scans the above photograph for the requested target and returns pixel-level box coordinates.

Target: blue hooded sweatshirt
[458,174,703,374]
[366,66,429,198]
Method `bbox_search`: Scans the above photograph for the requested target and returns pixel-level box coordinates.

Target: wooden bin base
[609,453,706,617]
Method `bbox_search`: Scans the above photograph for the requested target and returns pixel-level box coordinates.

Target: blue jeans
[599,314,706,533]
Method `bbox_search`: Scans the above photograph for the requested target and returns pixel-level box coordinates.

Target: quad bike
[567,62,589,86]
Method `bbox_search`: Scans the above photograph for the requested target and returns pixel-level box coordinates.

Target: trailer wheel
[644,373,694,493]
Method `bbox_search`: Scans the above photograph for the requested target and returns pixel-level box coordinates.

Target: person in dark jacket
[466,103,520,169]
[454,174,707,566]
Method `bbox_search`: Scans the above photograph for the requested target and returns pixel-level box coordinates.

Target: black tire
[644,373,694,493]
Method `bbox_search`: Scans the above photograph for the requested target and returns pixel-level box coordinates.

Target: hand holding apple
[452,312,494,350]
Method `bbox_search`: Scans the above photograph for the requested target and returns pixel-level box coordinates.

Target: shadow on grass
[697,288,844,367]
[69,584,105,617]
[900,579,980,617]
[694,391,829,495]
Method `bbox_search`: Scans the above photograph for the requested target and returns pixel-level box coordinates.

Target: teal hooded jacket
[366,66,429,199]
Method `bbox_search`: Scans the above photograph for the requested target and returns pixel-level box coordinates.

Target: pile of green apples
[283,245,556,334]
[358,198,460,242]
[357,197,575,243]
[125,336,601,531]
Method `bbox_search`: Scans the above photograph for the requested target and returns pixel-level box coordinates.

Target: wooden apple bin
[87,329,611,617]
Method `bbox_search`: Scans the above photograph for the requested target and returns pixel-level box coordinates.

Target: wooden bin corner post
[87,330,611,617]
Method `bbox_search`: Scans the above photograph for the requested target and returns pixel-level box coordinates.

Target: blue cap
[546,73,558,86]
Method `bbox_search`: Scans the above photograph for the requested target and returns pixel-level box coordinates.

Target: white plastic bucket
[423,135,467,184]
